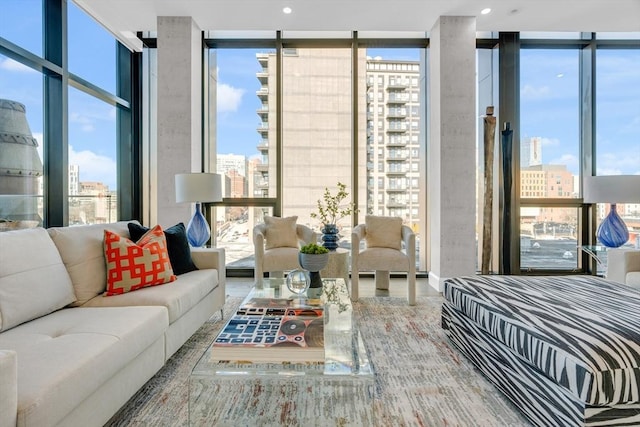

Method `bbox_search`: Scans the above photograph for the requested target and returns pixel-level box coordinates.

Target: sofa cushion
[264,215,298,249]
[47,221,136,306]
[0,306,168,427]
[0,228,76,332]
[104,225,176,296]
[83,269,217,323]
[365,215,402,250]
[128,222,198,275]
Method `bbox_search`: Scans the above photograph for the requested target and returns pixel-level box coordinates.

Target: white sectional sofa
[0,221,226,427]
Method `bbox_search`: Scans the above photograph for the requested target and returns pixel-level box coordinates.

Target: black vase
[321,224,339,251]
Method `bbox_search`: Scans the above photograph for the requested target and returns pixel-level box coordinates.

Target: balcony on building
[256,139,269,151]
[257,105,269,117]
[256,86,269,100]
[255,163,269,172]
[386,80,409,90]
[386,108,407,118]
[386,124,408,133]
[386,186,407,192]
[257,122,269,134]
[387,138,407,147]
[256,71,268,84]
[386,93,409,104]
[386,199,407,208]
[256,53,269,66]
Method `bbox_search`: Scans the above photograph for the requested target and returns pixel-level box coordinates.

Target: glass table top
[191,277,373,378]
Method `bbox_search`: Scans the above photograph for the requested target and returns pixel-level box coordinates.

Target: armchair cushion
[264,216,299,249]
[365,215,402,250]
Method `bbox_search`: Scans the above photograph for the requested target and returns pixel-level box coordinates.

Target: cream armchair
[253,216,317,280]
[351,215,416,305]
[606,248,640,287]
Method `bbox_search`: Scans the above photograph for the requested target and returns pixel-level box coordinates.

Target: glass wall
[68,86,118,224]
[0,0,136,229]
[595,49,640,247]
[208,46,277,268]
[519,48,581,271]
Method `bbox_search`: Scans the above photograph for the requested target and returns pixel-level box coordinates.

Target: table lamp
[583,175,640,248]
[175,173,222,247]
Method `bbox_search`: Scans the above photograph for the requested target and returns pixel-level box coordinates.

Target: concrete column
[155,16,202,227]
[428,16,477,291]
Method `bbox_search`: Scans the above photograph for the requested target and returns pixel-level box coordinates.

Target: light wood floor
[225,275,440,299]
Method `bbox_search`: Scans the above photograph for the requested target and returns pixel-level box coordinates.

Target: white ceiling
[73,0,640,51]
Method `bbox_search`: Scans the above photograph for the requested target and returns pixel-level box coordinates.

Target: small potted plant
[298,243,329,288]
[310,182,359,251]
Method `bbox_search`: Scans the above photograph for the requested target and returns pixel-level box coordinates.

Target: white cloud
[69,145,117,190]
[70,112,96,133]
[521,84,551,100]
[217,83,245,113]
[596,167,624,176]
[0,58,35,73]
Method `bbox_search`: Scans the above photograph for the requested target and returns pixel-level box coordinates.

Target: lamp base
[597,203,629,248]
[186,202,210,247]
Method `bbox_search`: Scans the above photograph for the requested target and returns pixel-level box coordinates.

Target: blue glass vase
[321,224,339,251]
[186,202,210,247]
[597,204,629,248]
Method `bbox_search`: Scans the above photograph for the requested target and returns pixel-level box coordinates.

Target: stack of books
[210,298,325,363]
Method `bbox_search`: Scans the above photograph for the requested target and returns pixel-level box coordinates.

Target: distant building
[217,154,248,178]
[521,137,542,167]
[69,164,80,196]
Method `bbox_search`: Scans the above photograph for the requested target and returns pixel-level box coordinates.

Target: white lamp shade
[583,175,640,203]
[175,173,222,203]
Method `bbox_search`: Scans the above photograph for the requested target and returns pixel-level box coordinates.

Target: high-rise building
[366,58,421,227]
[521,136,542,167]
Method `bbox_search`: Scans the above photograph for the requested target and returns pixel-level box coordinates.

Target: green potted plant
[298,243,329,288]
[310,182,359,251]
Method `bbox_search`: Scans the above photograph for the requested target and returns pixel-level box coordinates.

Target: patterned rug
[105,296,532,426]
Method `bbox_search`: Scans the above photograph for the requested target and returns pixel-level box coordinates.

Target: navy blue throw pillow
[128,222,198,275]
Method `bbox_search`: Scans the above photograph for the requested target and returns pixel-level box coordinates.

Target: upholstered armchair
[253,216,317,280]
[606,248,640,287]
[351,215,416,305]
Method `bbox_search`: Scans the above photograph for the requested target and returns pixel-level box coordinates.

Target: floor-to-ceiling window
[206,33,427,274]
[519,47,582,272]
[0,0,138,228]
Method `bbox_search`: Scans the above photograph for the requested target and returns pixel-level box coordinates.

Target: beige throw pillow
[365,215,402,250]
[264,216,299,249]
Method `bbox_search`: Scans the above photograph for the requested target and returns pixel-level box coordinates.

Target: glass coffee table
[189,278,374,426]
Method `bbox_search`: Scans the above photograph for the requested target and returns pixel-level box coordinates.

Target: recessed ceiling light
[283,6,292,14]
[480,8,492,15]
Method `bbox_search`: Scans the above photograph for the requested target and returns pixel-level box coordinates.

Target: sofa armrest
[190,247,226,293]
[606,249,640,285]
[0,350,17,427]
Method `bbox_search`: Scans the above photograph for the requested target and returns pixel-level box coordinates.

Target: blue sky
[1,1,639,191]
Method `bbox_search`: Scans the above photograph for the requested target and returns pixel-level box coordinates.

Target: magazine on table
[210,306,325,363]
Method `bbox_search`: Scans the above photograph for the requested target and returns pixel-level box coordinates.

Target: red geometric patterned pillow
[104,224,176,296]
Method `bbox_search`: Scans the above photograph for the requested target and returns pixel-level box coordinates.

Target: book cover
[210,307,325,363]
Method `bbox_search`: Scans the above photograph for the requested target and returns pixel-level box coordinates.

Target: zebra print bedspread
[443,275,640,406]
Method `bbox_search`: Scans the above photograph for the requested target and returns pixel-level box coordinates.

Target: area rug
[105,296,531,426]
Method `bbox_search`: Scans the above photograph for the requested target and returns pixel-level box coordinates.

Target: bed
[442,275,640,427]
